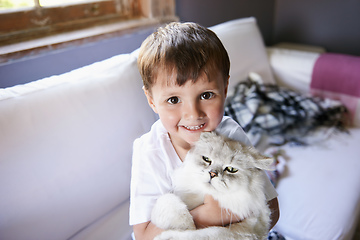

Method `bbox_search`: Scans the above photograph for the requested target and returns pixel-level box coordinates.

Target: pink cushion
[310,53,360,127]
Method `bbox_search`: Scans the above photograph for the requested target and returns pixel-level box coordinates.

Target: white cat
[151,131,274,240]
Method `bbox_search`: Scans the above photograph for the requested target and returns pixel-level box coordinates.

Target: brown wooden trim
[0,17,180,64]
[0,0,142,46]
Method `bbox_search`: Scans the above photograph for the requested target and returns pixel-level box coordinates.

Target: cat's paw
[151,193,195,230]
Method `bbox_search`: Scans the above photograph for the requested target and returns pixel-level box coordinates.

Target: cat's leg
[237,216,270,240]
[151,193,196,231]
[154,224,260,240]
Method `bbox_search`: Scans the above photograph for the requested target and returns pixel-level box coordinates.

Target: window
[0,0,144,46]
[0,0,176,65]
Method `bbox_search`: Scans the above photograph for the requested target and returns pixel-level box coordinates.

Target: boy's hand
[133,221,163,240]
[203,194,228,223]
[190,194,241,229]
[203,194,217,204]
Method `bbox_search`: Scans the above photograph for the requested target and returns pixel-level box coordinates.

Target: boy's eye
[200,92,214,100]
[167,97,180,104]
[224,167,238,173]
[202,156,212,165]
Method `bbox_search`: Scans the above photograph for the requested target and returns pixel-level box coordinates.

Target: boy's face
[145,69,229,151]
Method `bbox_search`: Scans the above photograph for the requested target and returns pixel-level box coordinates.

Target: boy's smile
[145,69,228,159]
[181,123,205,131]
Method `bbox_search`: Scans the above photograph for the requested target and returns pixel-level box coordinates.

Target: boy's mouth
[182,123,205,131]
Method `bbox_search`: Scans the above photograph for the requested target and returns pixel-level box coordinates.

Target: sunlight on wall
[0,0,104,9]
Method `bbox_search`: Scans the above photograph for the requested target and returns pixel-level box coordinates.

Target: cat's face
[185,132,273,194]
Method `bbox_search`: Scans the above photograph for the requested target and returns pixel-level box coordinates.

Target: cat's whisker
[221,179,228,188]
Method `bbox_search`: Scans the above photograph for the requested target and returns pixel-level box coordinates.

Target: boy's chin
[186,133,203,145]
[186,129,216,144]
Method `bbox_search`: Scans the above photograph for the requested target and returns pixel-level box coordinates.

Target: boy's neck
[168,133,192,162]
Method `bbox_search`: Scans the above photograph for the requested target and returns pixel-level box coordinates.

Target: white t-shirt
[129,116,277,226]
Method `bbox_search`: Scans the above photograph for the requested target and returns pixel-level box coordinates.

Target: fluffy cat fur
[151,131,274,240]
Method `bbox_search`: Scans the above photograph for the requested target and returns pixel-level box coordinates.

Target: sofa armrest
[266,46,321,94]
[267,46,360,127]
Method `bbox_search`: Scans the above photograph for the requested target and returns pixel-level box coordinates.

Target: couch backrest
[209,17,275,94]
[0,53,157,240]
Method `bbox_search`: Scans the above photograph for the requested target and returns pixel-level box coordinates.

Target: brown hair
[137,22,230,91]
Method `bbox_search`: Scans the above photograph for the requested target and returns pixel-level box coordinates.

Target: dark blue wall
[273,0,360,56]
[0,27,156,88]
[176,0,360,56]
[175,0,275,46]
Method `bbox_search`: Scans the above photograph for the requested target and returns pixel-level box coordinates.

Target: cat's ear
[252,156,275,171]
[247,146,275,171]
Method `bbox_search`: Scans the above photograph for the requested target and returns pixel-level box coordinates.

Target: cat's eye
[225,167,238,173]
[202,156,211,164]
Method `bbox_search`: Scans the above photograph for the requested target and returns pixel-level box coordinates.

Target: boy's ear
[224,75,230,97]
[143,87,158,114]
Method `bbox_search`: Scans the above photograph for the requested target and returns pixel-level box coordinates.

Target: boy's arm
[268,197,280,229]
[190,195,241,228]
[133,221,163,240]
[190,195,280,230]
[133,197,280,240]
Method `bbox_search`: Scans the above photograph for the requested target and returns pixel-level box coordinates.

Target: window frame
[0,0,142,46]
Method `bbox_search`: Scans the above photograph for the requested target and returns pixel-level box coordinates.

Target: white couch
[1,17,359,240]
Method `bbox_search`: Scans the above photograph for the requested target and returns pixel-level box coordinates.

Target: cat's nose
[209,170,218,179]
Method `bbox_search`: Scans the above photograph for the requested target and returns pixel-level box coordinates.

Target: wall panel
[175,0,275,46]
[273,0,360,55]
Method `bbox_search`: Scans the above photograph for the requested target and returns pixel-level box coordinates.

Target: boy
[130,22,279,240]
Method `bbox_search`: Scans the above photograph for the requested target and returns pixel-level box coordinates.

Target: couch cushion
[267,47,321,94]
[275,128,360,240]
[0,54,156,240]
[209,17,276,96]
[310,53,360,127]
[69,200,133,240]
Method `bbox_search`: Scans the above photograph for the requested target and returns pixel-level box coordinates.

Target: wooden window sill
[0,16,176,64]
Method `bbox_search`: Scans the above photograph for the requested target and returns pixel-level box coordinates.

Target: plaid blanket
[225,77,347,146]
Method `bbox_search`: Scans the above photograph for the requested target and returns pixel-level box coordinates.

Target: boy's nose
[183,102,203,120]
